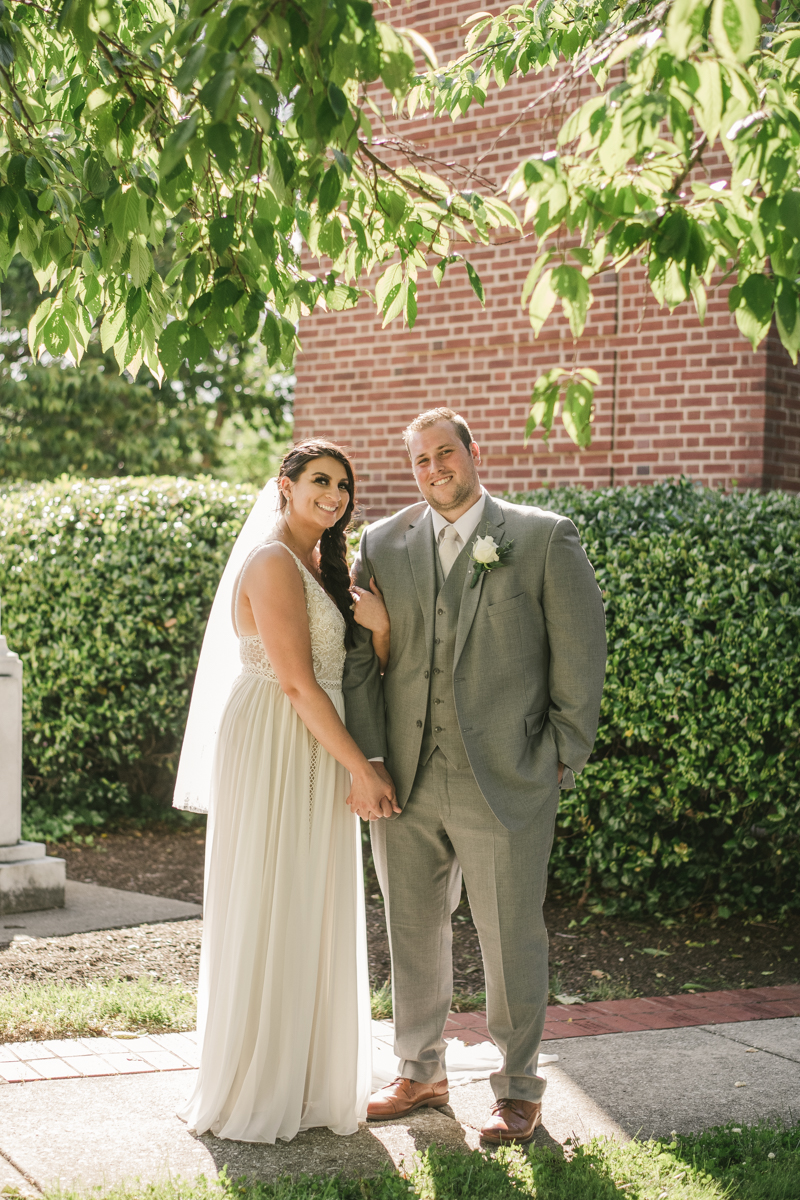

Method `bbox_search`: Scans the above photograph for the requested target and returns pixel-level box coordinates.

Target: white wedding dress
[178,544,372,1143]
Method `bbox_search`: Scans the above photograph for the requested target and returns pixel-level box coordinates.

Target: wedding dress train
[178,546,371,1143]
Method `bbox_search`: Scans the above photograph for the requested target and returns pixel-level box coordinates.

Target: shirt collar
[429,489,487,546]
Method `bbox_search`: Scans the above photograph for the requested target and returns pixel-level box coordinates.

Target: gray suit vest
[419,533,472,770]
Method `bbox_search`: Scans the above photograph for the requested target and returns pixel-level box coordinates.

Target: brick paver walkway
[0,1031,198,1083]
[2,985,797,1082]
[444,984,800,1045]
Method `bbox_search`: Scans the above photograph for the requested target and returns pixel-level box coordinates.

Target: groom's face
[408,421,482,516]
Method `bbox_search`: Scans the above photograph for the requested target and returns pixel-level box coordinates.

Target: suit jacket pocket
[487,591,525,617]
[525,709,548,736]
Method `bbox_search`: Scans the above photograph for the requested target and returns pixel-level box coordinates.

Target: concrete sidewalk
[0,881,201,946]
[0,1016,797,1194]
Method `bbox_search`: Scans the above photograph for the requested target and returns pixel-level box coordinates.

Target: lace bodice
[238,544,346,691]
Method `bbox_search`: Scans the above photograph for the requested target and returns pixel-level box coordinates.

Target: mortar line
[0,1143,44,1195]
[696,1023,800,1066]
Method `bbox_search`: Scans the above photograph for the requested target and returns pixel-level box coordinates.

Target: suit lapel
[453,495,506,669]
[405,508,436,660]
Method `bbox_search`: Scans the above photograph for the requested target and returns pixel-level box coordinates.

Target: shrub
[508,479,800,919]
[0,476,254,839]
[2,475,798,919]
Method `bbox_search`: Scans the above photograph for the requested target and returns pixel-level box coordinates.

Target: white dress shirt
[430,489,487,571]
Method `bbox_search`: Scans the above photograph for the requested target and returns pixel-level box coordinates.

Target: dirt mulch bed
[0,919,202,993]
[23,827,798,1003]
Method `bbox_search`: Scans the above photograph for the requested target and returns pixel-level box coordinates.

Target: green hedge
[509,480,800,919]
[1,476,798,918]
[0,477,254,840]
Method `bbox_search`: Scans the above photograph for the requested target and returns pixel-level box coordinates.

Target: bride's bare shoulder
[241,542,305,591]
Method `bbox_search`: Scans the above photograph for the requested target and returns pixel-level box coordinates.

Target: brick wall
[294,0,800,517]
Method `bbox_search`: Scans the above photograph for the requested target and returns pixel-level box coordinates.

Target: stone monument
[0,605,65,915]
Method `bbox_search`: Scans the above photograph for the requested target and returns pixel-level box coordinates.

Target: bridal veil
[173,480,281,815]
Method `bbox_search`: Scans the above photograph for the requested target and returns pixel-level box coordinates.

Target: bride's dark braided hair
[278,440,357,642]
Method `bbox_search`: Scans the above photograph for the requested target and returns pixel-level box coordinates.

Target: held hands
[346,761,401,822]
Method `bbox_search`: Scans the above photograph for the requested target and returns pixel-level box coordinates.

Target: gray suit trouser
[370,748,558,1103]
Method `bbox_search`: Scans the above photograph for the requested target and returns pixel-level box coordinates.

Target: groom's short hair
[402,408,473,455]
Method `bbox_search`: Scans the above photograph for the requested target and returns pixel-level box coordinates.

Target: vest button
[424,670,429,678]
[434,726,443,732]
[433,667,441,674]
[416,720,423,728]
[437,608,444,615]
[434,698,441,704]
[434,638,440,645]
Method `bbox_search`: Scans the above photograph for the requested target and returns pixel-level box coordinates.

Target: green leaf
[327,82,348,121]
[551,265,592,339]
[104,187,144,242]
[318,166,342,216]
[694,60,723,142]
[465,261,485,306]
[43,310,70,357]
[562,379,594,448]
[406,278,418,328]
[159,113,200,179]
[528,270,557,337]
[666,0,711,57]
[775,278,800,364]
[375,263,403,311]
[185,324,210,369]
[175,43,207,93]
[209,215,236,256]
[157,320,187,376]
[261,309,282,365]
[521,252,553,307]
[198,70,237,121]
[735,274,774,349]
[711,0,761,62]
[129,236,153,287]
[205,123,237,174]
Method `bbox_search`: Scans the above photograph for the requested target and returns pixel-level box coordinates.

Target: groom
[344,408,606,1143]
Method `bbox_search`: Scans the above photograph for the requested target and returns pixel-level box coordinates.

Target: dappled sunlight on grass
[42,1122,800,1199]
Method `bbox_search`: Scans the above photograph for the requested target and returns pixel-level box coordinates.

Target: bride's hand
[352,578,390,672]
[347,762,399,821]
[351,578,389,635]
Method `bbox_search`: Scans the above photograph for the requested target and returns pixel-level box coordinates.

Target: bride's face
[283,456,351,532]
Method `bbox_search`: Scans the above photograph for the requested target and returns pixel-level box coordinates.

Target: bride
[173,440,398,1143]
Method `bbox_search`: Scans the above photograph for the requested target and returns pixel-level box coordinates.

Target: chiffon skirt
[178,674,372,1142]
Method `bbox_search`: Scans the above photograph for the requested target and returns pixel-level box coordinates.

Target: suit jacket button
[416,720,423,728]
[437,608,444,615]
[434,726,443,733]
[424,670,429,678]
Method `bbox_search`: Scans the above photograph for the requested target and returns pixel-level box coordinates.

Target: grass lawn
[0,978,196,1042]
[41,1122,800,1199]
[0,979,486,1041]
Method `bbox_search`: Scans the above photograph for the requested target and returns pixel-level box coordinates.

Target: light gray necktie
[438,524,462,580]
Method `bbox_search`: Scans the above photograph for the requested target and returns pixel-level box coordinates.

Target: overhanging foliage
[0,0,513,385]
[419,0,800,445]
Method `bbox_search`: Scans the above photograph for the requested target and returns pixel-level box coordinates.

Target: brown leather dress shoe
[480,1099,542,1144]
[367,1076,450,1120]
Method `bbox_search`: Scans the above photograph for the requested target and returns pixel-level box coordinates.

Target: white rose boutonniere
[469,533,513,588]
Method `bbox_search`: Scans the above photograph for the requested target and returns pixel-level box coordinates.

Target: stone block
[0,840,46,863]
[0,851,65,916]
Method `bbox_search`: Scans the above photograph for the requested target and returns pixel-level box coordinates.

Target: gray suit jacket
[343,493,607,831]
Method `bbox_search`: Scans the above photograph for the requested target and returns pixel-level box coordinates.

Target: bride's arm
[243,545,400,820]
[351,578,390,672]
